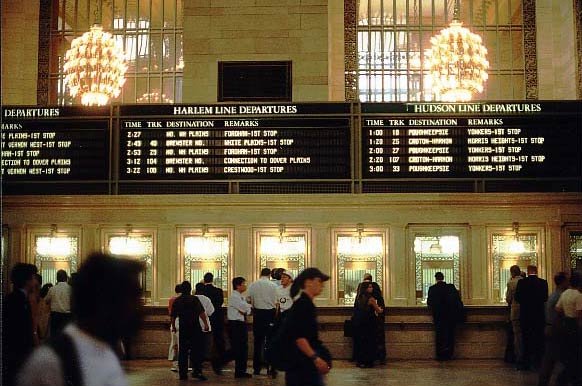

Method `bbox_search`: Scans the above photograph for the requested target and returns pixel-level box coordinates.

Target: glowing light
[36,237,75,257]
[109,236,148,256]
[64,25,127,106]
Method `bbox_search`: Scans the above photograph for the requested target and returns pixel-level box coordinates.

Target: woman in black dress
[353,282,383,367]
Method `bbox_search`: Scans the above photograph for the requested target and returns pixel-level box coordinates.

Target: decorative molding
[576,0,582,99]
[523,0,538,100]
[37,0,51,105]
[344,0,358,101]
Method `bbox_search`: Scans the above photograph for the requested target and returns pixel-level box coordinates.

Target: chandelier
[63,4,127,106]
[427,0,489,102]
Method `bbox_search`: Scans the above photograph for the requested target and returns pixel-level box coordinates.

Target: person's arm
[505,282,512,305]
[44,288,53,305]
[295,338,330,375]
[369,297,383,314]
[206,299,215,317]
[171,302,178,332]
[200,311,209,332]
[217,288,224,307]
[514,280,522,303]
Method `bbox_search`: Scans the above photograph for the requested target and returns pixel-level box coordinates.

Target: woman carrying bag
[353,282,384,368]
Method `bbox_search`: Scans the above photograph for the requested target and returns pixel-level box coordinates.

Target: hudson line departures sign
[362,102,582,179]
[118,104,351,180]
[1,106,110,185]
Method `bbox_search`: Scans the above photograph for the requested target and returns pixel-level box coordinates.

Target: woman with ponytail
[284,268,331,386]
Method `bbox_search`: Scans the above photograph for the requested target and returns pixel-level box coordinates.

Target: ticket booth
[180,227,232,296]
[104,228,155,301]
[256,226,309,280]
[29,226,80,285]
[567,230,582,271]
[490,223,541,303]
[334,226,385,305]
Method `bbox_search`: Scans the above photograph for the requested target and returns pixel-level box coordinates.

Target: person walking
[45,270,72,337]
[171,281,209,381]
[505,265,523,367]
[224,276,252,378]
[515,265,548,370]
[353,282,383,368]
[247,267,278,375]
[538,271,569,386]
[427,272,462,361]
[17,253,144,386]
[202,272,226,374]
[284,268,331,386]
[2,263,39,386]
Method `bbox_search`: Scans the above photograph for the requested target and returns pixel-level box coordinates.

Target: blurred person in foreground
[17,252,144,386]
[2,263,39,386]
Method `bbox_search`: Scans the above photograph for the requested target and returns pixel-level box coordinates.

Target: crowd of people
[505,265,582,386]
[4,254,581,386]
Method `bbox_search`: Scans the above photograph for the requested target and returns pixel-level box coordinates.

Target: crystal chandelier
[63,4,127,106]
[427,0,489,102]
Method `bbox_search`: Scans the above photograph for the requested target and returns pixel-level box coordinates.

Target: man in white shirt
[45,270,72,337]
[277,270,294,317]
[222,277,252,378]
[17,252,144,386]
[247,268,278,375]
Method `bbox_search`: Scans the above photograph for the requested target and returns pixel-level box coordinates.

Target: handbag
[343,318,353,337]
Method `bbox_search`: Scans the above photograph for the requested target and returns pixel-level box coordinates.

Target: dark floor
[124,359,541,386]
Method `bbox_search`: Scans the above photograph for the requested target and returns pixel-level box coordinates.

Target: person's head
[510,265,521,278]
[203,272,214,284]
[180,281,192,294]
[40,283,53,298]
[10,263,38,292]
[260,267,271,278]
[570,271,582,290]
[72,252,144,347]
[56,269,68,283]
[363,273,373,282]
[290,267,330,299]
[358,281,373,297]
[195,282,205,294]
[527,265,538,276]
[232,277,247,293]
[435,272,445,282]
[280,270,293,287]
[271,268,283,281]
[554,271,569,290]
[175,284,182,294]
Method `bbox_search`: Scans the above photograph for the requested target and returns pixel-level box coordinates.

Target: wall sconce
[202,224,209,237]
[278,224,286,243]
[429,237,443,254]
[357,223,364,243]
[507,222,526,254]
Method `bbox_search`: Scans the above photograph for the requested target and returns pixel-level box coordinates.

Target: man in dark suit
[514,265,548,370]
[427,272,462,361]
[2,263,39,386]
[202,272,226,374]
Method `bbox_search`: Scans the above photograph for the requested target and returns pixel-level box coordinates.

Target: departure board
[362,102,582,178]
[118,104,351,180]
[1,107,110,181]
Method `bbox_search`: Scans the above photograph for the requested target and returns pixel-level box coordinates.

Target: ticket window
[257,232,307,281]
[568,231,582,271]
[491,226,539,303]
[414,235,461,304]
[182,234,230,296]
[107,233,154,301]
[336,233,384,305]
[33,232,79,285]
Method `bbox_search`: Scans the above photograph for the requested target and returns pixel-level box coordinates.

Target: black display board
[1,107,110,185]
[118,104,351,180]
[362,102,582,179]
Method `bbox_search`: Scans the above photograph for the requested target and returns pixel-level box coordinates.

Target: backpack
[48,333,84,386]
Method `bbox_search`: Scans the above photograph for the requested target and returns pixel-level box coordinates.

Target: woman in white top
[554,271,582,385]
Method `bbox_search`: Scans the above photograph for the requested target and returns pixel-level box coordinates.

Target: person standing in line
[269,269,294,379]
[45,270,72,337]
[285,268,331,386]
[538,271,569,386]
[224,276,253,378]
[427,272,462,361]
[168,284,182,372]
[38,283,54,342]
[29,273,43,347]
[171,281,209,381]
[2,263,39,386]
[17,252,144,386]
[247,267,278,376]
[505,265,523,367]
[195,282,215,364]
[353,273,386,364]
[554,271,582,385]
[353,282,384,368]
[202,272,226,375]
[515,265,548,370]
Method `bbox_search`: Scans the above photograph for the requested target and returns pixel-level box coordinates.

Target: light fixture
[278,224,286,243]
[357,223,364,243]
[427,0,489,102]
[63,2,127,106]
[429,237,443,254]
[507,222,526,254]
